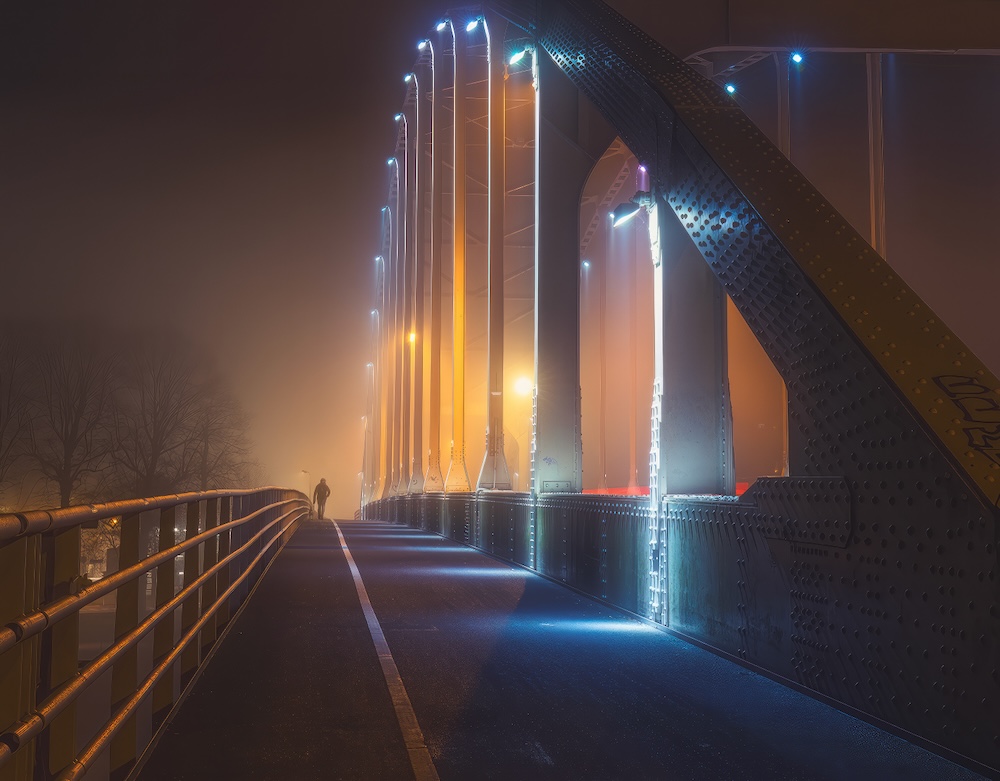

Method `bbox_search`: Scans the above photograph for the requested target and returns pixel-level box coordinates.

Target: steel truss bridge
[2,0,999,778]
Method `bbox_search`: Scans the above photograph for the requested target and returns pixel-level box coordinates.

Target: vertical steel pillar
[775,52,791,158]
[396,128,412,494]
[388,163,402,497]
[377,250,391,500]
[533,50,616,494]
[866,52,887,257]
[409,73,426,494]
[477,13,512,490]
[424,33,446,493]
[445,26,471,492]
[627,210,639,492]
[654,203,734,495]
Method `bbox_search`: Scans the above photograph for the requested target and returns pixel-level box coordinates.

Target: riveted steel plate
[743,477,852,547]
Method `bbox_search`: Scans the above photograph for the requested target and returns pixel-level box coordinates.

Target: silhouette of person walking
[312,478,331,520]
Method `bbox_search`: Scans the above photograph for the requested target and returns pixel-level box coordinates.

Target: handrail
[0,486,309,781]
[0,498,299,655]
[55,507,305,781]
[0,486,295,543]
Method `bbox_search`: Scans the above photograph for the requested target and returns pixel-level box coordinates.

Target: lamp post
[444,16,471,493]
[394,110,412,496]
[301,470,310,516]
[405,70,425,494]
[362,360,376,508]
[383,163,402,497]
[470,12,513,491]
[421,30,446,492]
[508,43,538,495]
[375,251,392,501]
[370,303,384,500]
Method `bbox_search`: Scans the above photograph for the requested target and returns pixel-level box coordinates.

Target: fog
[1,1,450,518]
[2,2,997,518]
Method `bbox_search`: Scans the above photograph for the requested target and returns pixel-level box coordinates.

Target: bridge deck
[136,519,985,780]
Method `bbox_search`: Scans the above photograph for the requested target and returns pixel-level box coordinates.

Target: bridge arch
[364,0,1000,771]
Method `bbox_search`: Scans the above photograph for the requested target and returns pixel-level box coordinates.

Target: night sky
[2,2,997,516]
[1,1,449,515]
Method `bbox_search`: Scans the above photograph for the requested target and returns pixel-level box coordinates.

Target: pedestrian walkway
[136,519,989,780]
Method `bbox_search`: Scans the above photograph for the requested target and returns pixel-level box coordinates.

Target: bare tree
[183,382,257,490]
[0,329,31,494]
[25,332,118,507]
[112,337,206,497]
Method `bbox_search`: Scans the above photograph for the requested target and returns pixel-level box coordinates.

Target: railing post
[230,496,246,609]
[110,512,141,781]
[151,507,176,729]
[215,497,233,629]
[199,498,220,657]
[0,536,42,781]
[180,501,202,686]
[38,525,81,777]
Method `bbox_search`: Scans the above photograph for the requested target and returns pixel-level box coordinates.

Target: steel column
[424,33,446,493]
[478,12,513,490]
[866,52,887,257]
[445,26,471,492]
[656,203,734,495]
[533,49,616,494]
[409,69,426,494]
[398,108,413,496]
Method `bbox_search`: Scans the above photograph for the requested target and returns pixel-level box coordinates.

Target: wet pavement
[137,519,990,780]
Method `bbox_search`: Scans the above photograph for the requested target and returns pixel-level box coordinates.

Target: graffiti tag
[933,375,1000,467]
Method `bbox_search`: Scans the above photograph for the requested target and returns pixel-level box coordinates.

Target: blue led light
[725,83,736,94]
[791,52,803,64]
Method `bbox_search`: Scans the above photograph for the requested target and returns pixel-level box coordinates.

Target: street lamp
[403,69,426,494]
[442,14,472,493]
[611,201,643,228]
[384,160,406,498]
[419,27,449,492]
[394,106,413,495]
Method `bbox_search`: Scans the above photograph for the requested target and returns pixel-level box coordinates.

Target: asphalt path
[137,519,988,780]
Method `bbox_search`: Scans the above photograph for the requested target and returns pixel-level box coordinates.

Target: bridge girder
[364,0,1000,771]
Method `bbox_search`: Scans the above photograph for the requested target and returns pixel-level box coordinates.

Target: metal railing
[0,487,309,781]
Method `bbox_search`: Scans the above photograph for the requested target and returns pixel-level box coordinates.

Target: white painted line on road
[333,522,439,781]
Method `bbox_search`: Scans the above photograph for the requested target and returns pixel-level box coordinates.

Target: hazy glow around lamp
[611,201,642,228]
